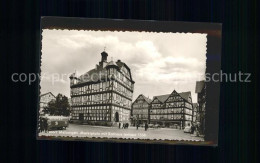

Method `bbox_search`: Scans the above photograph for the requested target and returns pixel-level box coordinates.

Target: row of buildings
[69,51,206,130]
[131,80,205,131]
[131,90,200,129]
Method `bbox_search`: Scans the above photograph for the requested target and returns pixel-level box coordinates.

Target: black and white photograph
[37,18,221,145]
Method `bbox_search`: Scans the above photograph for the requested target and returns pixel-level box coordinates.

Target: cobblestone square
[39,124,204,141]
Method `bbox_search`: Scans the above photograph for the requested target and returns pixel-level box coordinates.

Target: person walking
[195,124,200,137]
[119,122,121,129]
[136,123,139,130]
[145,123,148,131]
[191,124,195,135]
[43,118,48,133]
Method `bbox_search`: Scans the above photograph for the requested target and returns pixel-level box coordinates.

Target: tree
[43,94,71,116]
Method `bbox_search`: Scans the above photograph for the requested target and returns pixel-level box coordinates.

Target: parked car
[140,124,145,128]
[148,124,154,128]
[184,126,191,133]
[154,124,160,128]
[169,125,176,129]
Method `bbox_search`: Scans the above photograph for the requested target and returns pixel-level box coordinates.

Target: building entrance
[79,113,84,121]
[115,112,119,122]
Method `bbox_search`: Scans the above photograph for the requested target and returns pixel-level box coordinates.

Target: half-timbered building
[192,103,198,123]
[195,80,206,134]
[69,51,135,125]
[39,92,56,115]
[131,94,152,125]
[149,90,193,129]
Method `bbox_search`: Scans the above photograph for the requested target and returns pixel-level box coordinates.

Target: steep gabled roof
[40,92,55,98]
[178,91,191,101]
[76,59,134,84]
[78,66,109,83]
[153,94,171,103]
[133,94,152,104]
[142,94,152,103]
[195,81,205,93]
[153,90,192,104]
[116,60,134,82]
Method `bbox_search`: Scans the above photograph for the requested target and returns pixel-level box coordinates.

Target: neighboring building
[149,90,193,129]
[39,92,56,114]
[68,98,72,106]
[131,94,152,125]
[192,103,198,123]
[195,80,206,135]
[69,51,135,125]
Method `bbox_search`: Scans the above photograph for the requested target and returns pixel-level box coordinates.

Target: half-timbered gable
[131,94,151,124]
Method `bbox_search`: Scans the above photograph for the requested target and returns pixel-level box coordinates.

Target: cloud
[41,30,207,103]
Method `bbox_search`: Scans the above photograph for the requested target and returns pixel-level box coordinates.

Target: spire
[75,69,78,78]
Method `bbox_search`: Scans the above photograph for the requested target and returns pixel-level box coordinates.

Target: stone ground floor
[39,123,204,141]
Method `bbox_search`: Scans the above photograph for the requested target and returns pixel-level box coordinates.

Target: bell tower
[98,49,108,69]
[101,51,108,62]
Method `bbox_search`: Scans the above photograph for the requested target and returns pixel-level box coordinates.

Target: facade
[195,80,206,134]
[131,94,152,125]
[69,51,135,125]
[40,92,56,108]
[68,98,72,106]
[192,103,198,123]
[149,90,193,129]
[39,92,56,114]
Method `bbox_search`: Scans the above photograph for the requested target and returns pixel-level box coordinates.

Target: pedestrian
[191,125,195,134]
[136,124,139,130]
[145,123,148,131]
[196,125,200,137]
[119,122,121,129]
[126,123,129,129]
[43,118,48,133]
[40,117,45,132]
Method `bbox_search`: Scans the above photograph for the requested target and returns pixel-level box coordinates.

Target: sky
[41,29,207,103]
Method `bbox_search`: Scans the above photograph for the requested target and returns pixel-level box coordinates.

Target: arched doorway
[115,112,119,122]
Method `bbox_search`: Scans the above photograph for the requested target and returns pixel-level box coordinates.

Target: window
[103,82,106,90]
[97,94,101,101]
[99,83,102,90]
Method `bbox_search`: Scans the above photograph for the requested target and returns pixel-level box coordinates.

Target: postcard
[37,17,221,146]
